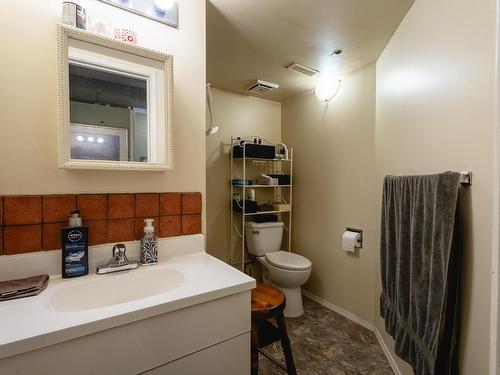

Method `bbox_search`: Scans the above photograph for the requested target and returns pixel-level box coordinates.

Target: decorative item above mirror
[57,24,173,171]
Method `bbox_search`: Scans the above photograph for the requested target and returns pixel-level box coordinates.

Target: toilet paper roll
[342,231,361,252]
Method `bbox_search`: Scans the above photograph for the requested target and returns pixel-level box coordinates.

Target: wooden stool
[251,283,297,375]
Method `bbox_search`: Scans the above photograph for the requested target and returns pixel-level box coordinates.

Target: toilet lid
[265,251,312,271]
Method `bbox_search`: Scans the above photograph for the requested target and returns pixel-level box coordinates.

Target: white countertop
[0,235,255,359]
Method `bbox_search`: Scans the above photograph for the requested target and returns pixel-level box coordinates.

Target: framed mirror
[57,24,173,170]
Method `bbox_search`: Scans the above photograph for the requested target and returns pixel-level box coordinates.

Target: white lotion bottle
[140,219,158,265]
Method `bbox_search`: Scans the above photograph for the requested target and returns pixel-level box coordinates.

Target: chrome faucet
[96,244,139,274]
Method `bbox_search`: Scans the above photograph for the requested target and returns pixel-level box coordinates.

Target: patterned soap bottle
[140,219,158,265]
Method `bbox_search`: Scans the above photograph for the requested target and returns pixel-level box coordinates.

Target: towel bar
[460,171,472,186]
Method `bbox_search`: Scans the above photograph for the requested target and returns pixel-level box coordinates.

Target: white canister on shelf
[247,188,256,202]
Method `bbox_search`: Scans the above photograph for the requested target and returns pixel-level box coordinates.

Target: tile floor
[259,297,394,375]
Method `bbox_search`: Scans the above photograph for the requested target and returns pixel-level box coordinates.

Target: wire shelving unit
[230,136,293,273]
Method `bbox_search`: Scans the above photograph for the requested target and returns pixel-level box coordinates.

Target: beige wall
[282,64,377,323]
[282,0,496,372]
[0,0,206,226]
[206,88,281,262]
[375,0,496,373]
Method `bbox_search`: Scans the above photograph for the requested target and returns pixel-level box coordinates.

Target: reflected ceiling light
[87,136,95,142]
[97,138,104,144]
[76,136,84,142]
[314,79,341,103]
[154,0,175,12]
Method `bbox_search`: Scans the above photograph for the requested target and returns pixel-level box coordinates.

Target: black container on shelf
[232,198,258,213]
[253,214,278,223]
[258,203,274,212]
[269,174,291,185]
[233,143,276,159]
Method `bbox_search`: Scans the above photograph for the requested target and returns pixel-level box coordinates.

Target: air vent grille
[247,80,279,94]
[287,62,319,77]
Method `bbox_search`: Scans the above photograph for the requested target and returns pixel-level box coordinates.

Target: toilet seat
[265,251,312,271]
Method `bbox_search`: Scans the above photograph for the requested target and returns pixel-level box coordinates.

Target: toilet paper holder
[346,227,363,248]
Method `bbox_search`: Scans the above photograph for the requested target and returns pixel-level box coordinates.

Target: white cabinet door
[145,333,250,375]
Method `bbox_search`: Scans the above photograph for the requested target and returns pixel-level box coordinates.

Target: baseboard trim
[301,290,373,330]
[373,326,402,375]
[301,290,402,375]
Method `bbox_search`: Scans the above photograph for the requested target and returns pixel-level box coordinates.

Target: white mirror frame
[57,24,174,171]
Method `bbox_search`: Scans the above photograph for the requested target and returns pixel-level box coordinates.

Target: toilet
[246,221,312,317]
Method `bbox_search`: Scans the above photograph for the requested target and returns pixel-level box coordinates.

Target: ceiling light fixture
[314,80,342,103]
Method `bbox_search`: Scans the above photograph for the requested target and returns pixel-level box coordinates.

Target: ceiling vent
[247,80,280,94]
[287,62,319,77]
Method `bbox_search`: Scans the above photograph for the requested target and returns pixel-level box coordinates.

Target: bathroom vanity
[0,235,255,374]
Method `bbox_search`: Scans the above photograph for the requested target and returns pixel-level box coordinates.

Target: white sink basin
[51,268,184,312]
[0,235,256,361]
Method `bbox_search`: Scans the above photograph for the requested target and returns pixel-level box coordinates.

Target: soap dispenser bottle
[61,209,89,278]
[140,219,158,265]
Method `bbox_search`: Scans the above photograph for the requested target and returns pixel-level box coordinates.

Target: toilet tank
[245,222,284,256]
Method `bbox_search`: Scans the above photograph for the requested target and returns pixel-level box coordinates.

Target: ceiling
[70,65,147,108]
[207,0,414,102]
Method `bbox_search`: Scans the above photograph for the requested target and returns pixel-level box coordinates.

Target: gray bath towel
[380,172,461,375]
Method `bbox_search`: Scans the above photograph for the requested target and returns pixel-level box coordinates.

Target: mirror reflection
[69,63,148,162]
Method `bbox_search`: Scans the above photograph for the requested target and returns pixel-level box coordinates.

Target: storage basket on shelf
[233,143,276,159]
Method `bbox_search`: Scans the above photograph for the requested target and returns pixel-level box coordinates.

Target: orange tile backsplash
[4,196,42,225]
[135,193,160,218]
[108,218,135,243]
[4,225,42,255]
[86,220,108,246]
[182,214,202,235]
[0,193,202,254]
[42,223,65,251]
[159,215,182,237]
[108,194,135,219]
[160,193,182,216]
[182,193,202,215]
[77,194,108,221]
[43,195,77,223]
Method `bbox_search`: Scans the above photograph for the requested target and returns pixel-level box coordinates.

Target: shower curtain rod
[387,171,472,186]
[459,171,472,186]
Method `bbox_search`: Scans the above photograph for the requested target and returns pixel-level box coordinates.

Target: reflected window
[69,63,148,162]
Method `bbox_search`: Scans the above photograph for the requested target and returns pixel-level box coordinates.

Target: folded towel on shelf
[0,274,49,301]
